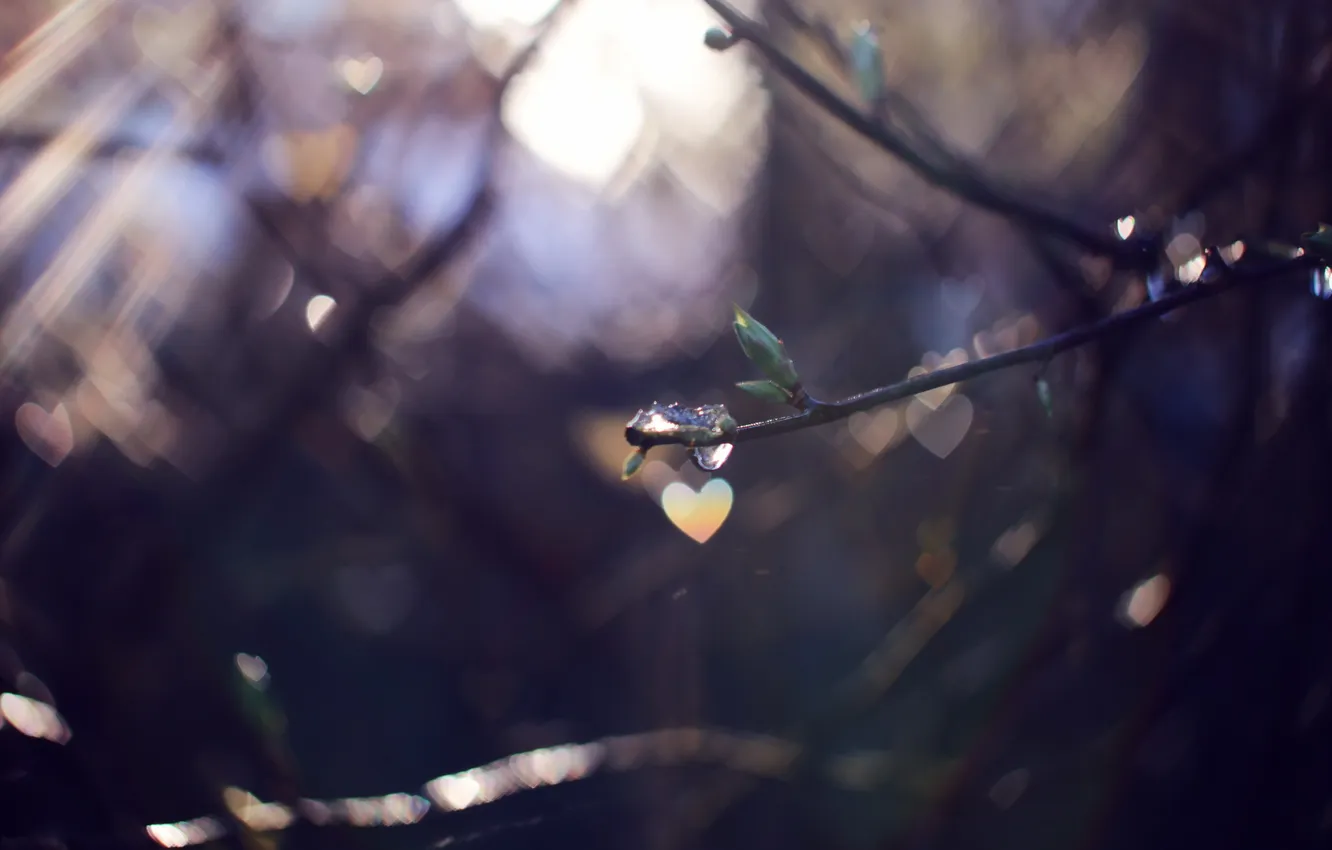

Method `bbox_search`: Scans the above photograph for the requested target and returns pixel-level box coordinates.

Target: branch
[700,0,1151,267]
[628,251,1311,451]
[191,3,570,498]
[0,130,228,164]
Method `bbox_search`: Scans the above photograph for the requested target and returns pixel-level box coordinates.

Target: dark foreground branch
[632,252,1311,451]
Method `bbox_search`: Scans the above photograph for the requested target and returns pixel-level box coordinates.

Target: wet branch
[699,0,1152,267]
[633,252,1310,450]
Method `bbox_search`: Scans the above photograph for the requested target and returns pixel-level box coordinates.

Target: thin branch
[0,130,228,163]
[192,3,569,499]
[768,0,995,186]
[634,252,1311,450]
[700,0,1148,265]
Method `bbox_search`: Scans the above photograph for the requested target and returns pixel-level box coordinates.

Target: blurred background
[0,0,1331,849]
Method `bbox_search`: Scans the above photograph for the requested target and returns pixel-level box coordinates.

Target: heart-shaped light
[908,348,969,410]
[260,125,358,203]
[939,275,983,317]
[340,55,383,95]
[427,774,482,811]
[15,402,73,467]
[660,479,733,544]
[132,1,215,79]
[848,408,899,456]
[905,395,974,459]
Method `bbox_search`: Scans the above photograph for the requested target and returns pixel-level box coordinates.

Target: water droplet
[692,443,734,471]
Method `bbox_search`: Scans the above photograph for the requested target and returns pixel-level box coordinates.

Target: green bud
[736,379,792,404]
[703,27,737,51]
[1036,378,1053,418]
[849,22,884,106]
[732,304,800,390]
[621,449,646,480]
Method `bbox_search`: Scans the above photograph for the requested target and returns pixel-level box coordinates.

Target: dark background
[1,1,1331,849]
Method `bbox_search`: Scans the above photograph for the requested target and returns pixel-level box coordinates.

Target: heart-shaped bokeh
[905,395,974,459]
[132,0,215,79]
[848,408,900,456]
[15,402,74,467]
[908,347,969,410]
[341,55,384,95]
[261,125,358,203]
[660,479,733,544]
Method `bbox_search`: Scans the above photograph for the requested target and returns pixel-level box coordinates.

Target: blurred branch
[0,130,228,164]
[193,4,570,494]
[629,252,1310,450]
[700,0,1155,268]
[768,0,997,184]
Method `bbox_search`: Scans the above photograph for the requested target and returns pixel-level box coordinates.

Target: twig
[0,130,228,163]
[768,0,997,188]
[699,0,1148,265]
[633,252,1310,450]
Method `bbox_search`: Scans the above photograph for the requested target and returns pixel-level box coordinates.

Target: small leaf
[703,26,737,51]
[849,22,884,106]
[622,449,646,480]
[736,379,792,404]
[733,305,800,390]
[1035,378,1053,418]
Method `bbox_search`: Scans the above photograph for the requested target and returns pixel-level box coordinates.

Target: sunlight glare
[619,0,755,146]
[453,0,560,29]
[502,21,646,190]
[0,0,113,128]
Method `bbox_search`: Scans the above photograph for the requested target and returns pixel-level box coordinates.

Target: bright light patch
[502,43,646,190]
[234,653,269,688]
[618,1,753,145]
[0,692,71,743]
[453,0,561,29]
[305,294,336,331]
[1118,574,1170,628]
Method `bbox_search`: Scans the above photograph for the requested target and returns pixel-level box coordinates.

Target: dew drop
[692,443,734,471]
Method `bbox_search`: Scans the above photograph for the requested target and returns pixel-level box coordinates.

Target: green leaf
[622,449,646,480]
[849,22,884,106]
[732,304,800,390]
[1036,378,1053,418]
[736,379,792,404]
